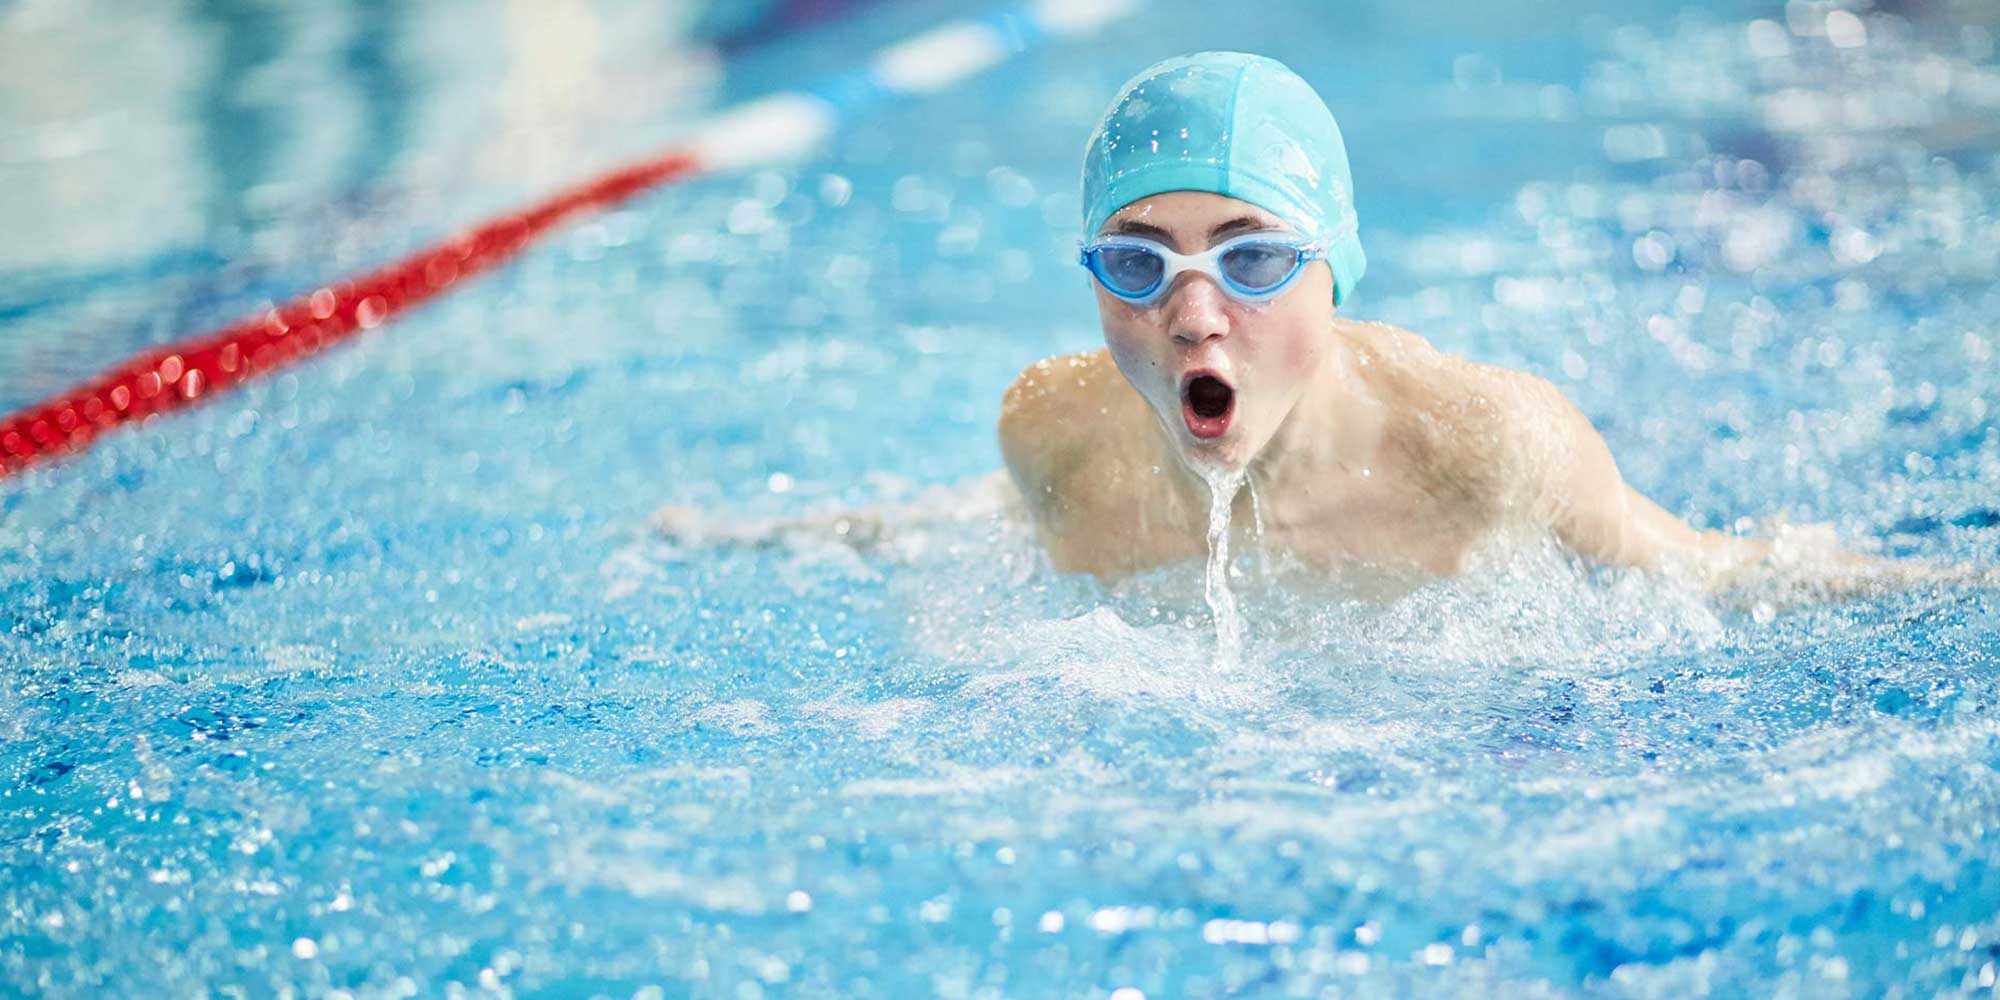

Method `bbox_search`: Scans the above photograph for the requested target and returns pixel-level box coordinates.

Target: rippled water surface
[4,0,2000,996]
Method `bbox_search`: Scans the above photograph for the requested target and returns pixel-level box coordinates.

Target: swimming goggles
[1078,232,1327,307]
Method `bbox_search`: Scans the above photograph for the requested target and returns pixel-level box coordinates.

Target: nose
[1165,274,1230,346]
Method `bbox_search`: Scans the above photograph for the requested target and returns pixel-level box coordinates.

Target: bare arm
[1513,373,1996,598]
[1525,377,1772,582]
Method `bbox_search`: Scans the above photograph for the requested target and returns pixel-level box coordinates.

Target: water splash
[1198,465,1246,667]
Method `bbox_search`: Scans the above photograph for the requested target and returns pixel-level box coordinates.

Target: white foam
[955,605,1271,711]
[262,643,335,675]
[840,765,1033,799]
[800,696,932,740]
[637,467,1792,706]
[685,699,778,738]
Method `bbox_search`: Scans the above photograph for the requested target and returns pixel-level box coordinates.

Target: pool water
[5,0,2000,996]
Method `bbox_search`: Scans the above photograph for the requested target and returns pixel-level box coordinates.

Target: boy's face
[1092,190,1335,474]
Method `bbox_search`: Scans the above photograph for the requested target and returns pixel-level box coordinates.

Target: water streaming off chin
[1198,464,1246,669]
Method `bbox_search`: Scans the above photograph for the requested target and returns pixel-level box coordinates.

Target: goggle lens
[1218,243,1299,292]
[1095,246,1166,296]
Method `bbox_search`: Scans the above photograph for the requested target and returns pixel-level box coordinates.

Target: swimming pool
[4,0,1999,995]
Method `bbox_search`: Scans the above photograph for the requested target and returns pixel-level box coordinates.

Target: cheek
[1098,302,1163,370]
[1248,301,1328,383]
[1278,321,1326,370]
[1263,268,1335,375]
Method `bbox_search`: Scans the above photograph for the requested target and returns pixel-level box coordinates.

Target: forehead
[1100,190,1290,238]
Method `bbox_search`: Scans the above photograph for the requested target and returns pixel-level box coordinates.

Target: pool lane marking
[0,0,1137,480]
[0,150,703,479]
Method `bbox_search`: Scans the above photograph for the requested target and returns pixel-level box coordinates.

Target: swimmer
[996,51,1973,599]
[657,51,1982,603]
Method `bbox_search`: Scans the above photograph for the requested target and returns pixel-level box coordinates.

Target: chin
[1173,427,1257,478]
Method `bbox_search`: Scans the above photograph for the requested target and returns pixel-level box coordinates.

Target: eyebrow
[1106,220,1174,241]
[1105,215,1280,247]
[1209,216,1275,240]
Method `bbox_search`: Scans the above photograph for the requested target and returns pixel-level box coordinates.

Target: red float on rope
[0,148,702,479]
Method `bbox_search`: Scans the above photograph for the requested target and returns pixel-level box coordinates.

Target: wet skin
[999,190,1778,589]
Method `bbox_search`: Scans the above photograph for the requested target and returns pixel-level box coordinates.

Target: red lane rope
[0,148,703,479]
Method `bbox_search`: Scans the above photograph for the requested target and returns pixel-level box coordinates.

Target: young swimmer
[657,51,1976,601]
[996,51,1948,596]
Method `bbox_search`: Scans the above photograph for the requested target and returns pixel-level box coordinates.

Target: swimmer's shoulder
[1340,317,1562,423]
[1334,318,1486,422]
[997,348,1129,498]
[999,348,1125,446]
[1335,318,1562,502]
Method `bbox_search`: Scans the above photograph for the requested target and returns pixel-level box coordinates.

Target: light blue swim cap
[1081,51,1366,306]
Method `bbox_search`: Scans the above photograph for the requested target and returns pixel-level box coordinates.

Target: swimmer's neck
[1250,323,1385,490]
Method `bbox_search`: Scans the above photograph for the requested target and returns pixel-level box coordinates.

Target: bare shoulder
[1001,348,1124,421]
[1338,319,1578,501]
[1337,318,1552,414]
[997,348,1126,499]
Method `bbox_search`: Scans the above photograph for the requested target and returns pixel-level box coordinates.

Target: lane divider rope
[0,0,1134,480]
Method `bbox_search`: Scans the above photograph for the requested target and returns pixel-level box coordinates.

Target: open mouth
[1181,373,1235,439]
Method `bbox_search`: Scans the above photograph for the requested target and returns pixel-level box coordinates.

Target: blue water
[4,0,2000,996]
